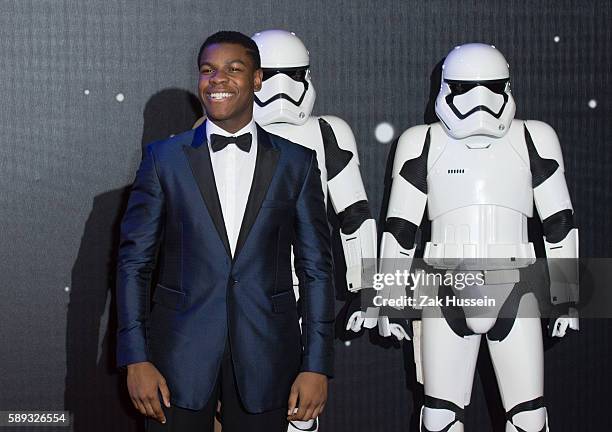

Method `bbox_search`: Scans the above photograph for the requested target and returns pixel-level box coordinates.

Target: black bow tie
[210,133,252,153]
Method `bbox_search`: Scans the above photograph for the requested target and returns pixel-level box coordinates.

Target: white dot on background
[64,286,70,292]
[588,99,597,109]
[115,92,125,102]
[83,89,90,95]
[344,341,351,347]
[374,122,394,143]
[553,35,560,43]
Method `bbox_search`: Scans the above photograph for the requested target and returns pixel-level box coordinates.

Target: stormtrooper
[252,29,378,432]
[376,43,579,431]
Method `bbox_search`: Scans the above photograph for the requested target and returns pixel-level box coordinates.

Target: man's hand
[127,361,171,424]
[287,372,328,422]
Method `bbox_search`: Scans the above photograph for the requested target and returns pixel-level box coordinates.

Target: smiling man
[116,31,334,432]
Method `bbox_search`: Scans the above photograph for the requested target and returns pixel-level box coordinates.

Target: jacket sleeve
[116,145,165,368]
[293,150,335,377]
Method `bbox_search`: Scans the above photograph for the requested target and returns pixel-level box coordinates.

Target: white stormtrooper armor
[377,44,578,432]
[252,29,377,432]
[252,29,377,295]
[252,30,316,126]
[435,43,516,140]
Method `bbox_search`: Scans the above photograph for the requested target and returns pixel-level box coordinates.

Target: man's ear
[254,68,263,92]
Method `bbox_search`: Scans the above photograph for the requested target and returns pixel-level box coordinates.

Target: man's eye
[200,68,213,74]
[230,66,242,72]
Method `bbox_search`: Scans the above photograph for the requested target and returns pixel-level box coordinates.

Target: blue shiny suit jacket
[116,122,334,412]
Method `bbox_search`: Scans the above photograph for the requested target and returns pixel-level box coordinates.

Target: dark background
[0,1,610,431]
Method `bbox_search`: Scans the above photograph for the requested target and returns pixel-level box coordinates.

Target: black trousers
[146,341,288,432]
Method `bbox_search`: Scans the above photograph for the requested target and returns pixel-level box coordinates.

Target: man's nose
[210,69,228,83]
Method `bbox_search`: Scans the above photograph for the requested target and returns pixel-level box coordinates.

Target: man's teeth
[209,92,232,100]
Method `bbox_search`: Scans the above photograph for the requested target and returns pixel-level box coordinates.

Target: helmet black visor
[262,66,309,83]
[446,79,509,95]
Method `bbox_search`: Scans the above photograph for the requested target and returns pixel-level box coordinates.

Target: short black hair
[197,31,261,69]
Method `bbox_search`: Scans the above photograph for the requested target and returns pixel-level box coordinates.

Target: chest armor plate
[427,132,533,220]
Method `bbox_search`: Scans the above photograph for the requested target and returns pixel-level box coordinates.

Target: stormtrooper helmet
[252,29,316,126]
[435,43,516,138]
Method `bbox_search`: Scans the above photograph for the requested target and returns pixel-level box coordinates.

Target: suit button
[231,279,238,287]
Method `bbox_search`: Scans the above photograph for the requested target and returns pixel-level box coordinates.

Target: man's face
[198,43,262,133]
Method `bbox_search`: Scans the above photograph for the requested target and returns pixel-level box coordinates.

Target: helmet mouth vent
[445,83,509,120]
[255,71,310,107]
[254,91,308,107]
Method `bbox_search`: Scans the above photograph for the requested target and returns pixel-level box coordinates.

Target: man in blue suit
[116,31,334,432]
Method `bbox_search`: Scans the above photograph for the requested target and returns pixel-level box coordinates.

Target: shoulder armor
[392,125,430,177]
[319,115,360,164]
[524,120,565,171]
[506,119,530,167]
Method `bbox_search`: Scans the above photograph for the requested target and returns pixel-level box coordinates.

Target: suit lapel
[183,122,232,257]
[234,125,280,260]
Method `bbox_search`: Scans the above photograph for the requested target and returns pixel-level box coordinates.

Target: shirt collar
[206,119,257,150]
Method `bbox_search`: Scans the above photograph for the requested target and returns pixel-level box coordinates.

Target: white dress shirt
[206,119,258,256]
